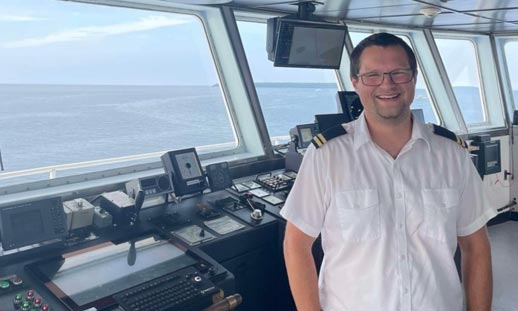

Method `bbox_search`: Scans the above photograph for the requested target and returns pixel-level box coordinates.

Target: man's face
[352,45,416,123]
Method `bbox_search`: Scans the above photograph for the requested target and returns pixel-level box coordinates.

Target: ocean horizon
[0,83,502,184]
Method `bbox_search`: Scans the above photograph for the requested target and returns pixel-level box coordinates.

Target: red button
[34,297,42,307]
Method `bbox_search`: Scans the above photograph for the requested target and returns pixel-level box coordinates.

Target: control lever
[243,193,264,222]
[201,294,243,311]
[127,190,144,266]
[127,240,137,266]
[131,190,145,226]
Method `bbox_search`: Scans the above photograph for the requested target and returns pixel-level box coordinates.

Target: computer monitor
[266,17,347,69]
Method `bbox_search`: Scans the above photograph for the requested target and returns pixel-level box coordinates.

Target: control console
[113,266,219,311]
[0,274,49,311]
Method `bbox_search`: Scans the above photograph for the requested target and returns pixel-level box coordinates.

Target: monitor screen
[267,18,347,69]
[0,197,67,251]
[296,124,317,148]
[28,238,197,310]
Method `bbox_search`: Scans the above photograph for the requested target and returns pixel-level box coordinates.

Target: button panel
[0,274,49,311]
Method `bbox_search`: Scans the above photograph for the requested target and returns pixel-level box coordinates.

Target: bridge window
[503,41,518,109]
[0,0,234,186]
[349,31,438,124]
[237,21,339,143]
[434,38,485,125]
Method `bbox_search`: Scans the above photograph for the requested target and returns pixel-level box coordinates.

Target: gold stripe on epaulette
[456,135,467,148]
[317,133,327,144]
[313,135,324,147]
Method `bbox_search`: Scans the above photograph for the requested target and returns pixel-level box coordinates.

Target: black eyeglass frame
[356,69,415,86]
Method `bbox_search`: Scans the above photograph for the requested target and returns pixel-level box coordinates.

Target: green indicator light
[15,293,23,300]
[0,280,9,289]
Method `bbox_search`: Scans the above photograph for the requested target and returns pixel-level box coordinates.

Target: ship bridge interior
[0,0,517,310]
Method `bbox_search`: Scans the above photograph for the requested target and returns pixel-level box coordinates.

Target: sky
[1,0,517,87]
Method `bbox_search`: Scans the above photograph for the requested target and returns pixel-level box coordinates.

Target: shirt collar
[353,111,432,152]
[353,112,372,150]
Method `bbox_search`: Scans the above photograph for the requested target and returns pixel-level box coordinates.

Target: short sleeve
[280,145,329,238]
[456,151,498,236]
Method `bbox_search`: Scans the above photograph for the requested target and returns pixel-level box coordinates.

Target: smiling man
[281,33,496,311]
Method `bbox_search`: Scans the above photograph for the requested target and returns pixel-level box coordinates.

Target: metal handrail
[0,136,290,181]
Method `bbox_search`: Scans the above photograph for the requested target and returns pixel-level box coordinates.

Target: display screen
[11,210,45,236]
[28,238,196,310]
[299,128,314,145]
[140,177,157,188]
[0,197,66,251]
[287,26,345,66]
[273,19,347,69]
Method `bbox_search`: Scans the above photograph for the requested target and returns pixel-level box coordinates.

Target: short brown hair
[350,32,417,79]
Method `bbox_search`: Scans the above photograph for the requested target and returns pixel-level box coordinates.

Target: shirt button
[395,192,402,199]
[398,223,404,229]
[403,288,409,294]
[400,255,406,260]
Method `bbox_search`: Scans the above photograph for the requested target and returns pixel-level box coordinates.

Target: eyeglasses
[357,69,414,86]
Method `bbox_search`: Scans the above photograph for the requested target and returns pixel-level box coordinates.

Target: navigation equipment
[336,91,363,121]
[27,238,220,311]
[161,148,207,196]
[0,197,68,251]
[289,123,317,149]
[206,162,233,192]
[266,17,347,69]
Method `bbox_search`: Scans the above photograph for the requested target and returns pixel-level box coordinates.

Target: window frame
[0,0,270,197]
[494,35,518,121]
[432,31,506,131]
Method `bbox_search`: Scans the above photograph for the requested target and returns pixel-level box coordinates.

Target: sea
[0,84,509,184]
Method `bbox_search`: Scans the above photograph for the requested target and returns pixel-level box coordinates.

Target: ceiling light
[420,6,442,18]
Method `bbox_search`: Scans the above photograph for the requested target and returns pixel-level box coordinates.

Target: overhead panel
[340,5,423,19]
[230,0,518,33]
[466,9,518,23]
[417,0,518,12]
[433,23,518,33]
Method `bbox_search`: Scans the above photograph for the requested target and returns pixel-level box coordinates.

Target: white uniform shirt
[280,114,497,311]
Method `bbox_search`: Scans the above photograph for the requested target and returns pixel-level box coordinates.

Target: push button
[21,301,30,310]
[26,290,35,302]
[0,280,10,289]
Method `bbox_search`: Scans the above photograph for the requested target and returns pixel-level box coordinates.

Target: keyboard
[113,266,219,311]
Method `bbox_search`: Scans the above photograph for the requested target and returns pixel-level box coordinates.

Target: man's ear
[351,77,359,91]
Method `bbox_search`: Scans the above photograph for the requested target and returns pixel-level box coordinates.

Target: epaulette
[311,125,348,149]
[432,124,468,148]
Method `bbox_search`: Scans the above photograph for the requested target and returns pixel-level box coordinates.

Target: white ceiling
[221,0,518,33]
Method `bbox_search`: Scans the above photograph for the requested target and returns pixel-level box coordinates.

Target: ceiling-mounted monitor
[267,17,347,69]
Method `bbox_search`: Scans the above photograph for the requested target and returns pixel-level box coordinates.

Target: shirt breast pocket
[336,189,380,242]
[420,188,459,242]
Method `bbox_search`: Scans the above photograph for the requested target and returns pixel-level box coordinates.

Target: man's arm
[284,221,320,311]
[458,226,493,311]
